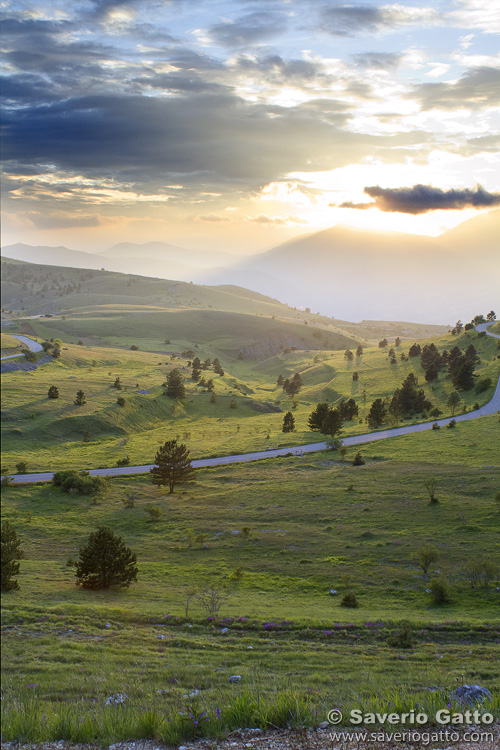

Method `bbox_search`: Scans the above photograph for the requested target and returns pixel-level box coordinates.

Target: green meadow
[2,417,500,743]
[1,261,499,743]
[1,326,499,474]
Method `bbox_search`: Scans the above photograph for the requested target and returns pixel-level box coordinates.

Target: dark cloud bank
[339,185,500,214]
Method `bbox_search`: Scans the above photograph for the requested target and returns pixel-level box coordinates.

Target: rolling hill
[3,209,498,324]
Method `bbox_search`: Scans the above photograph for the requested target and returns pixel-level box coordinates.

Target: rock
[221,627,229,634]
[157,689,168,695]
[450,684,492,705]
[105,693,127,705]
[318,721,330,729]
[329,589,337,595]
[157,634,167,640]
[229,675,242,683]
[248,645,253,649]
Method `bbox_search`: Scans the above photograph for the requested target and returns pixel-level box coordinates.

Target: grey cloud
[134,71,228,93]
[339,184,500,214]
[234,54,325,81]
[1,91,388,198]
[207,11,288,48]
[411,66,500,111]
[318,4,420,36]
[352,52,402,70]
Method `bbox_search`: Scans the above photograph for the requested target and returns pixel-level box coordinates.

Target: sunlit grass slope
[1,327,498,473]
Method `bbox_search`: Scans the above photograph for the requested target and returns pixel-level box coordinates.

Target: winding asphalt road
[5,322,499,484]
[0,334,43,361]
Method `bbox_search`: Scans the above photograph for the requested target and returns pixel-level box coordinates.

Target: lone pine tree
[75,526,138,590]
[150,438,195,493]
[165,369,185,399]
[1,521,24,592]
[282,411,295,432]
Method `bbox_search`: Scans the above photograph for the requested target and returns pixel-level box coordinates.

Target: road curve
[7,323,500,484]
[0,334,43,361]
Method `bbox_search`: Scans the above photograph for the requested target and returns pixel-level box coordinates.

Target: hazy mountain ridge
[3,210,498,323]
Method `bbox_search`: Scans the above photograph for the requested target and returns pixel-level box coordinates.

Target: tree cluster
[282,372,303,397]
[308,402,343,436]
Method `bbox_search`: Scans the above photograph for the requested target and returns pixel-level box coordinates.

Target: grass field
[1,417,499,742]
[1,264,498,744]
[1,326,498,474]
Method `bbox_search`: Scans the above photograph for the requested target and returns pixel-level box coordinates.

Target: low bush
[52,470,108,496]
[340,591,359,608]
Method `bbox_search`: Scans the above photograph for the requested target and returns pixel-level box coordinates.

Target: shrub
[145,506,162,522]
[429,575,452,604]
[122,494,135,508]
[15,462,27,473]
[416,545,439,577]
[387,620,414,649]
[116,456,130,466]
[431,422,440,430]
[475,377,492,393]
[48,385,59,399]
[340,591,359,608]
[352,452,365,466]
[130,344,139,350]
[117,396,126,407]
[52,469,108,496]
[447,419,457,429]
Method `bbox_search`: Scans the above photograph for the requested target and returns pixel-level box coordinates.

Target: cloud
[352,52,402,70]
[197,214,231,222]
[318,4,434,37]
[28,213,101,229]
[339,184,500,214]
[1,91,365,195]
[410,66,500,110]
[206,11,288,48]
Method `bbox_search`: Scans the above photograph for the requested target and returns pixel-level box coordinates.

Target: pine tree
[75,526,137,590]
[113,377,122,389]
[74,390,86,405]
[356,345,363,357]
[308,402,330,431]
[150,439,195,494]
[282,412,295,433]
[48,385,59,399]
[367,398,387,427]
[213,358,224,376]
[323,408,343,437]
[344,349,354,361]
[165,369,185,399]
[1,521,24,591]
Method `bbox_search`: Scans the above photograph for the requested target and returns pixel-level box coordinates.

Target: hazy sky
[2,0,499,253]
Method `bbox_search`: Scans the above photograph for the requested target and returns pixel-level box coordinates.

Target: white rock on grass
[229,675,242,683]
[105,693,127,705]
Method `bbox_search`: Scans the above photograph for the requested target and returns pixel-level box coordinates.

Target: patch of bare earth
[2,724,499,750]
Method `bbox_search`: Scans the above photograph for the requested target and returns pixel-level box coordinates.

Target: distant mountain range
[3,210,498,323]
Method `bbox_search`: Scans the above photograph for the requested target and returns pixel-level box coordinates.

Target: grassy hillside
[1,418,499,743]
[1,257,449,345]
[1,326,498,473]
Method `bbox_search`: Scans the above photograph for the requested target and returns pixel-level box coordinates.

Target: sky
[1,0,500,254]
